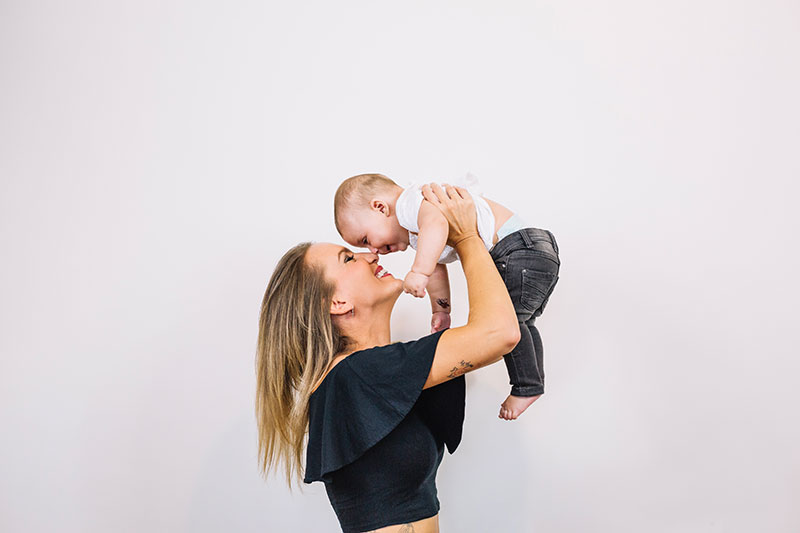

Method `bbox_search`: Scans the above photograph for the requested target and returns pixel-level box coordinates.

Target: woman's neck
[340,315,393,355]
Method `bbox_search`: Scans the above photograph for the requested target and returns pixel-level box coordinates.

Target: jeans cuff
[510,385,544,397]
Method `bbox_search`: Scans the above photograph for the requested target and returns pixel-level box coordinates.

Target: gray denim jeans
[490,228,561,397]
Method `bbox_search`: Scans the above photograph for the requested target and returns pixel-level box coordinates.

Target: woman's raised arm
[421,184,520,389]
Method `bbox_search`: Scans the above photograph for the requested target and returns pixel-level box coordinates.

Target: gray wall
[1,1,798,531]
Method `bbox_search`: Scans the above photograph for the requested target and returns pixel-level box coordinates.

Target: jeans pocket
[521,269,557,313]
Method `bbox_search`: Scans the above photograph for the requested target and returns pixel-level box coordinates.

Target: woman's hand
[420,183,479,247]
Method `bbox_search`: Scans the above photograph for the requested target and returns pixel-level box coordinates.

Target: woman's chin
[385,278,404,298]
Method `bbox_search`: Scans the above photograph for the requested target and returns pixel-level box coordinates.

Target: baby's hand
[431,312,451,333]
[403,271,429,298]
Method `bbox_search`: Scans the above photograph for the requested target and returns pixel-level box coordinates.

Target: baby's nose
[368,246,378,254]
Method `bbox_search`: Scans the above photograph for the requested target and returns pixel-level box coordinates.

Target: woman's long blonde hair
[255,242,350,487]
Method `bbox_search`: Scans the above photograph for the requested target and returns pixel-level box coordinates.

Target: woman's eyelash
[344,254,355,263]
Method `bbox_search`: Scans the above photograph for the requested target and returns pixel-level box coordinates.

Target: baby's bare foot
[498,394,541,420]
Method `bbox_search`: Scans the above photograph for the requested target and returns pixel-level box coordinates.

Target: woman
[256,184,520,532]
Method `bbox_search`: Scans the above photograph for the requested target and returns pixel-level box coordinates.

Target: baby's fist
[403,271,429,298]
[431,312,451,333]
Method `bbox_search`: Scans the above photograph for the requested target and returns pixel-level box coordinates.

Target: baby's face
[339,207,409,255]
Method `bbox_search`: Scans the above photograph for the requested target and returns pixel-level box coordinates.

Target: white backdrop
[1,1,798,532]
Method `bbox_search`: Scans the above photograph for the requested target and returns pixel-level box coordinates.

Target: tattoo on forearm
[436,298,450,309]
[447,360,474,378]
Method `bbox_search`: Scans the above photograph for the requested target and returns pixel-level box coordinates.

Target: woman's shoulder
[310,353,349,396]
[309,330,446,398]
[309,343,391,397]
[309,342,395,398]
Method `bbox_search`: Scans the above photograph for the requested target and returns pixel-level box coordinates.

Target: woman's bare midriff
[366,513,439,533]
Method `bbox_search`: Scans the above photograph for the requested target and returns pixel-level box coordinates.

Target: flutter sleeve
[304,329,466,483]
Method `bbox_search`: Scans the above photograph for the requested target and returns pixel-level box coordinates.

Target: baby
[334,173,561,420]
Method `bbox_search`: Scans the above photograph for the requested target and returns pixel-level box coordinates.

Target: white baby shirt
[395,173,496,264]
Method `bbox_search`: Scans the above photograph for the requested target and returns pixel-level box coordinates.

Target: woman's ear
[369,199,390,216]
[330,297,354,316]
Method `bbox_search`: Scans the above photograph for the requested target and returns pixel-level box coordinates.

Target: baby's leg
[496,262,547,420]
[498,264,558,419]
[491,228,559,420]
[499,320,543,420]
[529,318,545,385]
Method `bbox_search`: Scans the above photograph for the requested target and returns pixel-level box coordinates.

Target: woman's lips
[374,265,392,279]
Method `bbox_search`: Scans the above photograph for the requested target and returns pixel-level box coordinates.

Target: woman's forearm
[455,235,517,341]
[419,184,520,389]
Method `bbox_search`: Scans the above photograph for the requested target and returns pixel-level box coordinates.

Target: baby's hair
[334,173,400,235]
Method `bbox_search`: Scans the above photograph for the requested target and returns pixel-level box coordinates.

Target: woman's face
[305,243,403,315]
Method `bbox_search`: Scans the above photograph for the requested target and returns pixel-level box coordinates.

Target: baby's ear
[369,199,389,216]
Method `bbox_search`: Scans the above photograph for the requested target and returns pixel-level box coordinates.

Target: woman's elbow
[487,324,520,355]
[502,326,521,352]
[499,309,521,350]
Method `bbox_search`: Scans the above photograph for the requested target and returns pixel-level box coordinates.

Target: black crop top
[304,329,466,532]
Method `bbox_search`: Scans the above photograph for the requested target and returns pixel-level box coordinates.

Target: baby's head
[334,173,409,255]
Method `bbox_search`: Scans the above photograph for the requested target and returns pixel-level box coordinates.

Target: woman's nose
[359,251,378,262]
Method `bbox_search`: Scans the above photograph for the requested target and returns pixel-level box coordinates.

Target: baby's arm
[402,201,449,298]
[427,263,451,333]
